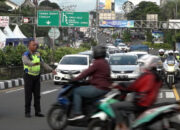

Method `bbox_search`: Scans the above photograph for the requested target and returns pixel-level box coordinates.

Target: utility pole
[33,0,37,40]
[96,0,99,43]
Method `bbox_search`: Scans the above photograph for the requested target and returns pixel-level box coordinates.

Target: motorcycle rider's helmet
[174,50,179,55]
[168,50,174,56]
[159,49,164,56]
[138,54,161,72]
[93,45,106,59]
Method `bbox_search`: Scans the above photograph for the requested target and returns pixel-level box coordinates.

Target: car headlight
[133,68,140,74]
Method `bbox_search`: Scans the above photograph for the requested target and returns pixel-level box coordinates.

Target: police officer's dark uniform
[22,41,55,118]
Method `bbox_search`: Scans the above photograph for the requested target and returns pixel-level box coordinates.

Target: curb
[0,73,53,90]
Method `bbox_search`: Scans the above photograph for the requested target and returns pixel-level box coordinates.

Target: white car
[128,51,148,59]
[117,43,129,51]
[109,53,140,80]
[54,54,89,84]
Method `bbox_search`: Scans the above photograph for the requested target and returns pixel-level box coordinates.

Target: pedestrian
[22,40,57,118]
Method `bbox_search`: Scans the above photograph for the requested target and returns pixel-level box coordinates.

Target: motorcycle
[88,97,180,130]
[47,81,122,130]
[163,56,179,89]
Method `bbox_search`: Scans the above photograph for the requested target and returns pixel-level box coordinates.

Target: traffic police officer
[175,50,180,62]
[158,49,166,62]
[22,40,56,118]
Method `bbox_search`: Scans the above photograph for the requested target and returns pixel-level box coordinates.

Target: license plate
[118,75,128,79]
[64,75,70,79]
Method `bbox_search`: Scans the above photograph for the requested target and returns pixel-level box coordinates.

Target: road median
[0,73,53,90]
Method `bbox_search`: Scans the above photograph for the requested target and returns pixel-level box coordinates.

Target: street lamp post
[96,0,99,43]
[33,0,37,40]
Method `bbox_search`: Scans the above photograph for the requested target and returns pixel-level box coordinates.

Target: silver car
[109,53,140,80]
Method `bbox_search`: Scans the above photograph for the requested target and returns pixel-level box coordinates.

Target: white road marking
[6,88,24,94]
[165,92,175,98]
[41,89,58,95]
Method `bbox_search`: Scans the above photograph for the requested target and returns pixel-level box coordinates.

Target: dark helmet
[93,45,106,59]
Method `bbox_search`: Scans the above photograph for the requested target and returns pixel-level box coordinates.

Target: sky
[12,0,160,11]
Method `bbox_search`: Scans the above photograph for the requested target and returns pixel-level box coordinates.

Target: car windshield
[110,55,137,65]
[60,56,88,65]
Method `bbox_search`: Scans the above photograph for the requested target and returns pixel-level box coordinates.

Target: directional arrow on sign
[46,20,51,25]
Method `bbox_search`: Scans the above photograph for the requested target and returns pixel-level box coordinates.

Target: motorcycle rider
[110,55,163,130]
[69,45,111,120]
[158,49,166,62]
[174,50,180,62]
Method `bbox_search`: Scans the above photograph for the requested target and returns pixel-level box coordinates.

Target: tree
[39,0,61,10]
[126,1,160,20]
[0,1,12,14]
[146,30,153,43]
[122,30,131,42]
[160,1,180,20]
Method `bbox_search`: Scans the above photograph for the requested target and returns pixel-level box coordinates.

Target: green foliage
[19,24,34,37]
[2,44,27,66]
[0,1,12,13]
[122,30,131,42]
[112,33,119,39]
[143,42,173,49]
[80,39,97,49]
[164,30,174,44]
[146,30,153,42]
[160,1,180,20]
[0,49,5,66]
[20,6,35,16]
[175,32,180,42]
[0,44,88,66]
[126,1,160,20]
[39,1,61,10]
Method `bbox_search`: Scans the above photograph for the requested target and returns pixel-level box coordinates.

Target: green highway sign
[37,10,59,27]
[61,12,89,27]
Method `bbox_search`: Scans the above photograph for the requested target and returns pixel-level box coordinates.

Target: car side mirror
[54,63,58,66]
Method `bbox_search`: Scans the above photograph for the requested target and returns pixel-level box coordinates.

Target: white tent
[0,29,7,49]
[13,25,26,38]
[3,26,16,38]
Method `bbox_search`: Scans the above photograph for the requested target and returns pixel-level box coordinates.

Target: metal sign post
[48,27,60,63]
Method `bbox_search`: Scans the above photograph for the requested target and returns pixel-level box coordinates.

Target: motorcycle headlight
[167,66,175,72]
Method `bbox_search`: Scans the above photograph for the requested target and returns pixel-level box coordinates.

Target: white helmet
[159,49,164,53]
[174,50,179,54]
[168,50,174,55]
[138,54,161,71]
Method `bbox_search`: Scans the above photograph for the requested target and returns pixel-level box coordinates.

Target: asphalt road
[0,79,179,130]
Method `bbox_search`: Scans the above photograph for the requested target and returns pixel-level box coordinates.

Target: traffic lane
[0,80,179,130]
[0,81,86,130]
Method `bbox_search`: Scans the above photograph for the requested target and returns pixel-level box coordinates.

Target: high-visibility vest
[176,55,180,61]
[24,52,41,76]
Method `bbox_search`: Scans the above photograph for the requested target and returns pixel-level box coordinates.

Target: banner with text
[99,20,134,28]
[0,16,9,27]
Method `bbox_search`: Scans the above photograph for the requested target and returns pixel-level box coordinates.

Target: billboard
[99,0,111,10]
[169,19,180,29]
[99,20,134,28]
[99,13,116,20]
[0,16,9,27]
[152,31,164,44]
[115,0,127,13]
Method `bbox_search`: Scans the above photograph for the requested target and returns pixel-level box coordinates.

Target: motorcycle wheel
[47,105,67,130]
[88,119,114,130]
